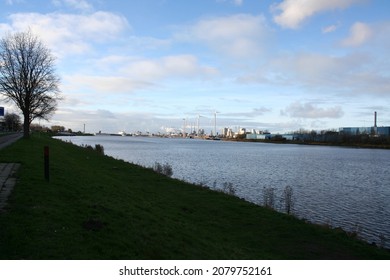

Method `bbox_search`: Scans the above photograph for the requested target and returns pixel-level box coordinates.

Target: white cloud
[282,102,344,119]
[63,55,218,97]
[5,0,24,5]
[272,0,364,29]
[64,75,155,95]
[176,14,270,58]
[50,107,187,134]
[322,23,339,34]
[0,23,12,35]
[216,0,244,6]
[228,107,271,117]
[120,55,218,81]
[5,11,130,57]
[52,0,93,11]
[341,22,372,47]
[271,52,368,88]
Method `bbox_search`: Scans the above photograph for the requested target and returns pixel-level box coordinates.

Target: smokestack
[374,111,377,128]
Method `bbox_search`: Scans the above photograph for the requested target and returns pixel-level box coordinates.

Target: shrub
[81,144,105,155]
[82,144,94,151]
[162,163,173,177]
[222,182,236,195]
[379,234,387,248]
[94,144,105,155]
[263,187,275,209]
[153,162,163,174]
[153,162,173,177]
[282,185,294,215]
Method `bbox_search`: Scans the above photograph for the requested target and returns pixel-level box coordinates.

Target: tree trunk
[23,114,30,139]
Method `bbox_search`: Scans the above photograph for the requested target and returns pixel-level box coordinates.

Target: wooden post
[44,146,49,181]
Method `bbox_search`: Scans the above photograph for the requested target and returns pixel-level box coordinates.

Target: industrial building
[340,112,390,136]
[339,126,390,136]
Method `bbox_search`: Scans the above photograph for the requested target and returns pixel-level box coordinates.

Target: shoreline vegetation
[1,133,389,259]
[225,138,390,149]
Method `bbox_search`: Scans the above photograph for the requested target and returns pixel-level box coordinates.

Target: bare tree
[4,112,21,131]
[0,30,61,138]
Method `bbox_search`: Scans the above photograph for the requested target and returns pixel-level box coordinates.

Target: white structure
[239,128,246,135]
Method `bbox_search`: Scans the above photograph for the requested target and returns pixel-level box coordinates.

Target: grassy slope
[0,134,389,259]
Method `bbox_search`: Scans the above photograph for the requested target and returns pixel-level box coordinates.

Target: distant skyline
[1,0,389,134]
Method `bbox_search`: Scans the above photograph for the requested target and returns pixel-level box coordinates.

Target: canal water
[56,135,390,247]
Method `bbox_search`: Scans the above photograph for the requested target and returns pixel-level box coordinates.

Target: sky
[0,0,390,134]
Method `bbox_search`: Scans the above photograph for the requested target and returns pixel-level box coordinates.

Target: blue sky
[1,0,389,134]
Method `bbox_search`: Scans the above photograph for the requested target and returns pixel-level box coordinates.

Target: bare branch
[0,30,61,138]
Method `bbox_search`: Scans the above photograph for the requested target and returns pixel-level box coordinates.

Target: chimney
[374,111,377,128]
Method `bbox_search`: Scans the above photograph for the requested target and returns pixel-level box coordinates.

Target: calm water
[57,135,390,247]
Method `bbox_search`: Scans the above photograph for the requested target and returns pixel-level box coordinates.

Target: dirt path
[0,133,22,211]
[0,133,23,150]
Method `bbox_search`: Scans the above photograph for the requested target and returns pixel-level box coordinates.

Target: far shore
[223,137,390,149]
[52,132,390,150]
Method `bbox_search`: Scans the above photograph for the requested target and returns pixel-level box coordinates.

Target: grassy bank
[0,134,389,259]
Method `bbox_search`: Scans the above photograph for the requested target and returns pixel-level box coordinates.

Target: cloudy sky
[1,0,389,134]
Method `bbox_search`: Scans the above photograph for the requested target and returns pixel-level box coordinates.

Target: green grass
[0,134,389,259]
